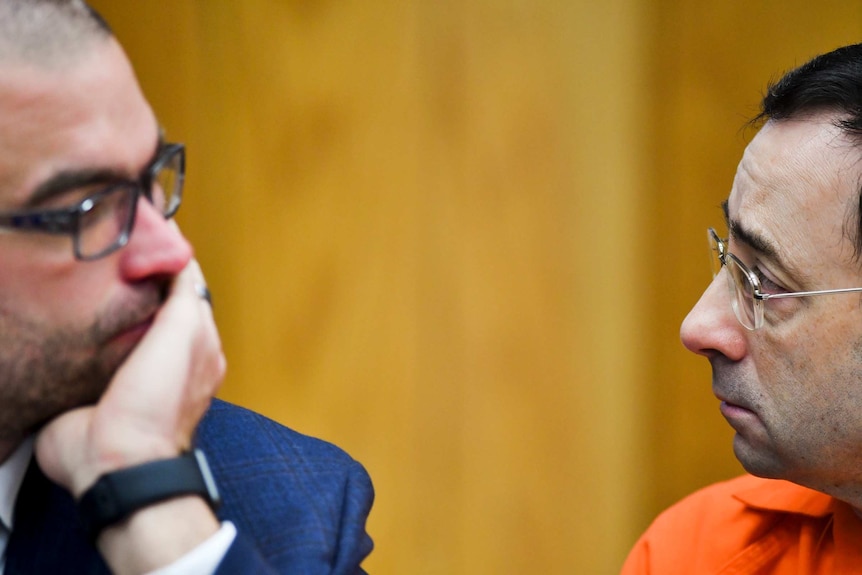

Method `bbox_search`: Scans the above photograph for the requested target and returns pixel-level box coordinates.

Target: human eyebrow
[23,137,165,209]
[724,207,813,285]
[23,168,129,209]
[728,219,781,262]
[721,198,780,260]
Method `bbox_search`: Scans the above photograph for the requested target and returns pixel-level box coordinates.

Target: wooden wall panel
[86,1,862,573]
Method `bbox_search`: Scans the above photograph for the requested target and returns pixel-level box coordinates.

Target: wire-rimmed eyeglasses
[708,227,862,330]
[0,143,185,261]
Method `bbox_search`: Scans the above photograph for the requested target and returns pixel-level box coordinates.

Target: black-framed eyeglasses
[0,143,185,261]
[708,227,862,330]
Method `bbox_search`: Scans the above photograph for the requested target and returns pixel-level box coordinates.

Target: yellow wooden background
[88,1,862,573]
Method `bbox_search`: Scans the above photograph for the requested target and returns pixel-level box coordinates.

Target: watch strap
[78,449,221,539]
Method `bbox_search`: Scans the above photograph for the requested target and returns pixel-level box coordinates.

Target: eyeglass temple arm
[757,286,862,301]
[0,211,75,234]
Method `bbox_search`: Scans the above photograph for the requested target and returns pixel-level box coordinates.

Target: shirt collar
[0,437,34,531]
[733,476,836,518]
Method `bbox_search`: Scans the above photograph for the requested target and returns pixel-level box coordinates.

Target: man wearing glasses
[622,44,862,573]
[0,1,373,574]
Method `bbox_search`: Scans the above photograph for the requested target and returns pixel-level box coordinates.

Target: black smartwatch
[78,449,222,539]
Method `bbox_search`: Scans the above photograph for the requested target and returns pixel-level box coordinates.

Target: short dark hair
[0,0,112,67]
[752,44,862,259]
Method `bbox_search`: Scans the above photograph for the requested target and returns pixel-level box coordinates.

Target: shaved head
[0,0,111,68]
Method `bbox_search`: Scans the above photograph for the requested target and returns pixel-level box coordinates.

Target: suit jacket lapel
[5,458,108,575]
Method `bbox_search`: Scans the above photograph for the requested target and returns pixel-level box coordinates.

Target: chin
[0,320,140,439]
[733,435,787,480]
[32,347,127,429]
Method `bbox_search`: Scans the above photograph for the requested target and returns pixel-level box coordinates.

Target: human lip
[719,400,757,420]
[718,400,766,439]
[109,314,155,346]
[714,391,760,424]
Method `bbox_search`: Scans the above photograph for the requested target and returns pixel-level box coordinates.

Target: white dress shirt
[0,438,235,575]
[0,437,33,575]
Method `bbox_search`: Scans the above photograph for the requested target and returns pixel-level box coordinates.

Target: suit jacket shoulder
[198,399,375,575]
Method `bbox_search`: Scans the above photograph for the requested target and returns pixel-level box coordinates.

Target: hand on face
[33,258,226,498]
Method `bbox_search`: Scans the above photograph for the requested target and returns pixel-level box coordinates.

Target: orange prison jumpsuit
[621,474,862,574]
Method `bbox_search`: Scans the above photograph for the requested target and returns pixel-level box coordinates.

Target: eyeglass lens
[707,229,760,330]
[74,146,183,260]
[75,186,137,260]
[724,257,758,329]
[152,148,183,218]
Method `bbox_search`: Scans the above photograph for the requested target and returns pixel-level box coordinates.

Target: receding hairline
[0,0,113,69]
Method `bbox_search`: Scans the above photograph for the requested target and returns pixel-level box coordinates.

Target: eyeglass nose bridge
[73,144,185,261]
[88,180,179,261]
[707,228,726,277]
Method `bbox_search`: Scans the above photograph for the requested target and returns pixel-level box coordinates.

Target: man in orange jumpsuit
[623,43,862,573]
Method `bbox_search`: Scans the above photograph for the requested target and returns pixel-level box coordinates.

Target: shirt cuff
[145,521,237,575]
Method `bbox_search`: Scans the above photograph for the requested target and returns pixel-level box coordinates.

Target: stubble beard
[0,282,166,441]
[710,357,785,477]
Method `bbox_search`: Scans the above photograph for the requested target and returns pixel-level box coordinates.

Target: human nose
[680,271,748,361]
[117,196,192,281]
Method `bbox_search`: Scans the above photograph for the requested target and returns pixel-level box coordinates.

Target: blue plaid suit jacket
[4,399,375,574]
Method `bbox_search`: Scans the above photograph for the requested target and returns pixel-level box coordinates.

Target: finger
[162,223,211,307]
[178,258,213,309]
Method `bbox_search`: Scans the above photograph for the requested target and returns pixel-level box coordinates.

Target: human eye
[752,265,788,295]
[37,183,112,211]
[76,185,125,227]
